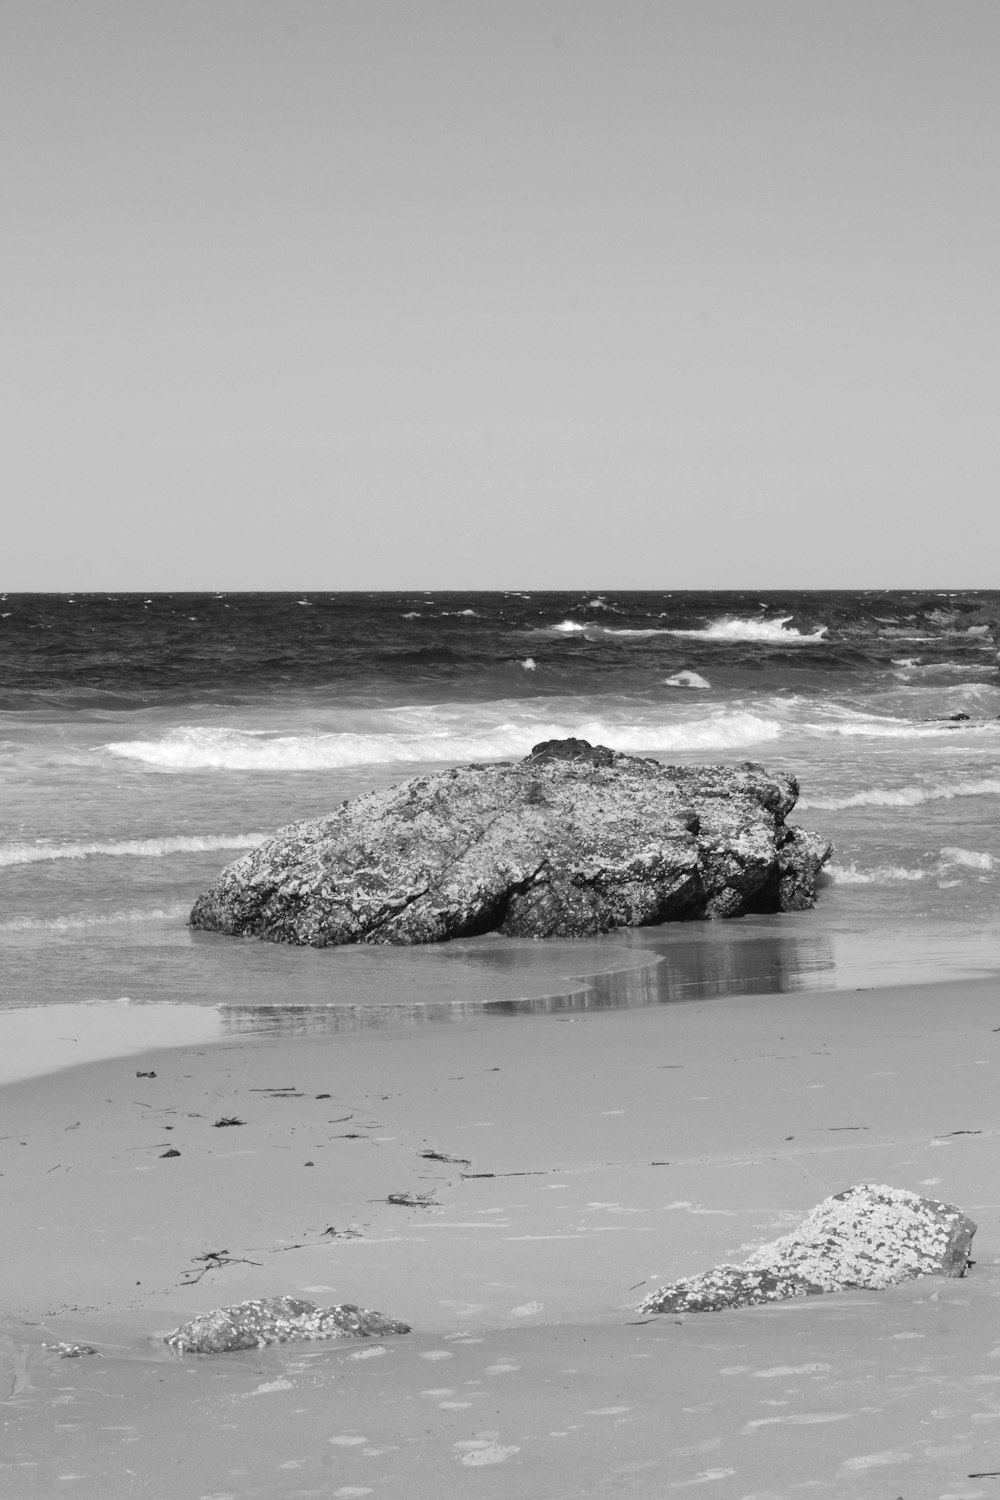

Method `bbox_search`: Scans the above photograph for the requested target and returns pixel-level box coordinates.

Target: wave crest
[940,846,996,871]
[102,713,782,771]
[827,862,926,884]
[799,777,1000,811]
[664,615,828,643]
[0,904,190,932]
[0,833,265,868]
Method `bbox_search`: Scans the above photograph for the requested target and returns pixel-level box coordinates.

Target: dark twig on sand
[181,1249,262,1284]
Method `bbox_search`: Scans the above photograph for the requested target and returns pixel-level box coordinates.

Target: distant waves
[540,614,828,643]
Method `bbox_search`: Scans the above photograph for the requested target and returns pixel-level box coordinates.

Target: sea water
[2,590,999,1073]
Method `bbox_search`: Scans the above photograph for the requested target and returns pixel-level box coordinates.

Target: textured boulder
[190,739,832,946]
[164,1297,411,1354]
[638,1185,976,1315]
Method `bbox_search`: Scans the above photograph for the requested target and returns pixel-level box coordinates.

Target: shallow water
[3,590,999,1079]
[7,1277,1000,1500]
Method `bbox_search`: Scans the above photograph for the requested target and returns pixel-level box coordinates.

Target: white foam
[102,712,783,771]
[939,846,996,871]
[663,615,828,643]
[827,863,927,885]
[540,616,804,642]
[0,903,191,932]
[520,658,537,671]
[809,715,996,740]
[665,671,711,690]
[0,833,265,868]
[799,777,1000,811]
[594,626,674,637]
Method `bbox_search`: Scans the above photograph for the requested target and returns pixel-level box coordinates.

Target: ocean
[3,589,999,1076]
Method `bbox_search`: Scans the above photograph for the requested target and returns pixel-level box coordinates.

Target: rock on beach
[164,1297,412,1354]
[190,739,832,945]
[638,1185,977,1315]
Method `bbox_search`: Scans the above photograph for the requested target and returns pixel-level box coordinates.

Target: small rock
[638,1184,976,1314]
[164,1296,411,1353]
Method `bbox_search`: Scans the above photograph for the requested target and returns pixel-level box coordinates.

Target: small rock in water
[164,1296,411,1353]
[638,1184,976,1314]
[43,1342,102,1358]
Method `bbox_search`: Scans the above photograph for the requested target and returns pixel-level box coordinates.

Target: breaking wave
[662,615,828,643]
[799,777,1000,811]
[102,712,783,771]
[810,715,998,740]
[539,616,826,643]
[827,847,996,885]
[940,846,996,871]
[543,620,684,639]
[0,903,191,932]
[0,833,266,868]
[827,863,927,884]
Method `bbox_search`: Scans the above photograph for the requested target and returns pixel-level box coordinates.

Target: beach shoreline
[5,969,1000,1494]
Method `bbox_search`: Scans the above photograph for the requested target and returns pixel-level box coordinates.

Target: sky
[2,0,998,590]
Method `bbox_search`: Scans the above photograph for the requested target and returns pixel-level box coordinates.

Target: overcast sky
[3,1,998,590]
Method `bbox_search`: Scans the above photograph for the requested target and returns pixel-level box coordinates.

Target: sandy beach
[5,972,1000,1497]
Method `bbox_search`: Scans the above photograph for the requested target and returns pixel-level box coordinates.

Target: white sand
[3,973,1000,1497]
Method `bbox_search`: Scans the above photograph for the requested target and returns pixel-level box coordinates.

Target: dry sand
[4,974,1000,1497]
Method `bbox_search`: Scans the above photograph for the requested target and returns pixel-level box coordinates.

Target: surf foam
[827,863,926,884]
[0,903,192,932]
[0,833,266,868]
[662,615,828,643]
[799,777,1000,811]
[102,712,783,771]
[939,846,996,871]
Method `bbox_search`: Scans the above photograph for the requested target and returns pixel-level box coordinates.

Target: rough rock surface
[190,740,831,946]
[638,1185,976,1314]
[164,1297,412,1354]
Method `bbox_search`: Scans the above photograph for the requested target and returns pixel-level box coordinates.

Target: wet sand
[4,974,1000,1497]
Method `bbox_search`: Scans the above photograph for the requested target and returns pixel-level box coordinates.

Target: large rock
[190,739,832,946]
[638,1185,976,1315]
[164,1297,411,1354]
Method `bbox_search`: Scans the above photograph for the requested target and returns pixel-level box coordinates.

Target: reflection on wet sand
[220,926,836,1036]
